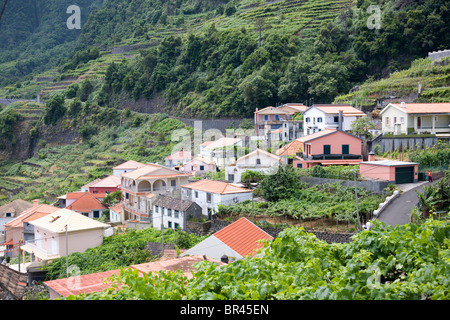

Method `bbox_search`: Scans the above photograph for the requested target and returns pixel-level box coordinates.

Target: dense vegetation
[62,218,449,300]
[43,227,206,280]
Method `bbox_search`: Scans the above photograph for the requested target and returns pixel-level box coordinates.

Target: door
[395,166,414,184]
[323,145,331,155]
[417,117,421,129]
[342,145,349,155]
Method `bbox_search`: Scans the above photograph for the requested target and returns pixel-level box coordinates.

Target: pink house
[360,154,419,184]
[281,129,362,169]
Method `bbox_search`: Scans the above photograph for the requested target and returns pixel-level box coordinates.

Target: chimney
[401,101,406,108]
[33,199,39,207]
[368,152,375,162]
[338,110,343,130]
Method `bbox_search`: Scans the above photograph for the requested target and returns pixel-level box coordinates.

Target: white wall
[179,235,242,261]
[152,205,185,230]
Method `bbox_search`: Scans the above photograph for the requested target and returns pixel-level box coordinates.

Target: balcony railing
[23,240,59,259]
[301,154,362,160]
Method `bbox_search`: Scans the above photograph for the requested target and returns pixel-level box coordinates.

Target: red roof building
[180,217,273,261]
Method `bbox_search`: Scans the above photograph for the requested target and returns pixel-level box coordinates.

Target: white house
[181,179,253,219]
[380,102,450,135]
[303,104,367,135]
[152,195,203,231]
[225,148,282,183]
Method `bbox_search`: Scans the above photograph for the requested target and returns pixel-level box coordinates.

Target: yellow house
[380,102,450,135]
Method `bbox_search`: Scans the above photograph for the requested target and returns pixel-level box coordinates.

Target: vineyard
[62,218,450,300]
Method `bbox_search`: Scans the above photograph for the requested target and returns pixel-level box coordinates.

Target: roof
[164,150,192,161]
[80,179,102,189]
[360,160,418,166]
[89,175,121,188]
[382,102,450,114]
[0,199,33,216]
[276,139,304,156]
[184,157,216,165]
[237,148,282,162]
[310,104,366,117]
[181,179,253,195]
[30,208,109,233]
[109,203,122,213]
[255,104,306,115]
[66,192,107,213]
[202,137,241,150]
[297,128,361,143]
[43,255,224,297]
[113,160,147,170]
[63,192,106,200]
[153,195,197,212]
[213,217,273,257]
[121,163,189,180]
[4,204,59,229]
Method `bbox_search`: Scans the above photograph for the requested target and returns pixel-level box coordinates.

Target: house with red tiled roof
[2,201,59,257]
[180,217,273,261]
[380,102,450,135]
[254,103,307,138]
[112,160,146,178]
[65,192,107,219]
[181,180,253,219]
[276,129,362,169]
[303,104,367,135]
[164,149,192,168]
[43,254,224,299]
[88,175,121,194]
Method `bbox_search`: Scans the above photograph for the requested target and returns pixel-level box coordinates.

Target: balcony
[22,240,60,260]
[303,154,362,161]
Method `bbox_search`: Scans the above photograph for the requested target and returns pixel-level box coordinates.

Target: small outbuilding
[360,158,419,184]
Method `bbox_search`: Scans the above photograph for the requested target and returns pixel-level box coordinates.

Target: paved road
[377,180,439,226]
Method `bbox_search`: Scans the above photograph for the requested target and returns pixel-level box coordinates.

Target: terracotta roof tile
[213,218,273,257]
[112,160,146,170]
[389,102,450,114]
[89,175,121,188]
[181,179,253,194]
[66,193,106,213]
[4,204,59,228]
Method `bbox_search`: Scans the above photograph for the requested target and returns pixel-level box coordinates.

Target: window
[317,117,323,123]
[174,223,179,229]
[174,210,179,218]
[334,116,339,123]
[171,180,176,187]
[155,206,159,213]
[323,145,331,155]
[342,145,349,155]
[199,165,205,171]
[167,209,172,217]
[195,191,198,198]
[264,115,268,121]
[5,212,12,217]
[385,117,390,125]
[297,163,302,168]
[275,115,279,120]
[168,221,172,228]
[207,193,212,203]
[93,211,100,218]
[228,174,234,181]
[256,158,261,165]
[306,117,310,123]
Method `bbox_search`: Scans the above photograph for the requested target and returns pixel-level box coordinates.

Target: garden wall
[299,176,390,194]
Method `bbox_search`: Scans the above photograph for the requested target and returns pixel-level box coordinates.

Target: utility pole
[161,211,164,256]
[354,171,361,231]
[65,225,69,278]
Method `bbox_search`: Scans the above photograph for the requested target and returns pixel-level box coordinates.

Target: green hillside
[334,56,450,106]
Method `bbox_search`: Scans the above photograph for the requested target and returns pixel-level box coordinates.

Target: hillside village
[0,97,449,300]
[0,0,449,304]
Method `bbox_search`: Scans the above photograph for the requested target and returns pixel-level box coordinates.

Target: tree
[43,93,66,125]
[259,164,304,202]
[350,116,375,139]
